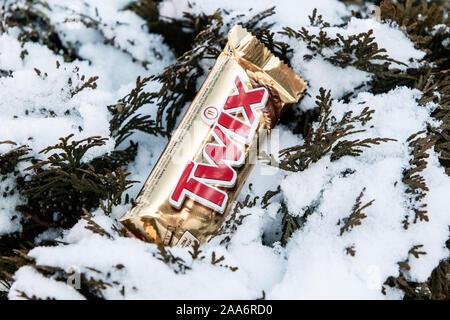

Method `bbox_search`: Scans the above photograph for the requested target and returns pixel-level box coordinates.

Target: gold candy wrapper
[119,25,307,247]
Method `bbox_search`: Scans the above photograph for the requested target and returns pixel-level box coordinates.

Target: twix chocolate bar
[119,25,307,247]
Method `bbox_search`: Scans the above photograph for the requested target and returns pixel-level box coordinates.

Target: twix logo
[169,75,268,213]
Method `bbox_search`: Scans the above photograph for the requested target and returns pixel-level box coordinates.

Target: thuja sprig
[383,244,433,300]
[338,187,374,236]
[155,243,190,274]
[261,185,281,209]
[0,141,32,176]
[275,88,394,172]
[81,209,112,239]
[281,24,407,73]
[308,8,331,28]
[209,184,284,246]
[401,130,436,229]
[280,202,300,246]
[416,69,450,176]
[27,134,108,172]
[186,243,237,272]
[19,134,136,227]
[211,193,256,246]
[254,28,293,66]
[331,135,396,161]
[67,168,136,216]
[109,76,164,147]
[69,75,99,97]
[188,242,204,261]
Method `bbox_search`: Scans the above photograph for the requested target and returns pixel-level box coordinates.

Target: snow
[2,0,448,300]
[10,233,257,299]
[9,266,85,300]
[271,88,450,299]
[326,18,426,68]
[287,17,426,110]
[160,0,349,30]
[0,0,174,235]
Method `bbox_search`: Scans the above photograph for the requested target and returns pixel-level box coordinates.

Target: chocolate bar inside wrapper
[119,25,307,247]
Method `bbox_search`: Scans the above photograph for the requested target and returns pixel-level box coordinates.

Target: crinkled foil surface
[119,25,307,247]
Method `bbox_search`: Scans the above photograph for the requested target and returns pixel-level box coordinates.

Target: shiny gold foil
[119,25,307,247]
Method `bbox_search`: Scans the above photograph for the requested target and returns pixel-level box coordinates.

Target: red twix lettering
[169,76,268,213]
